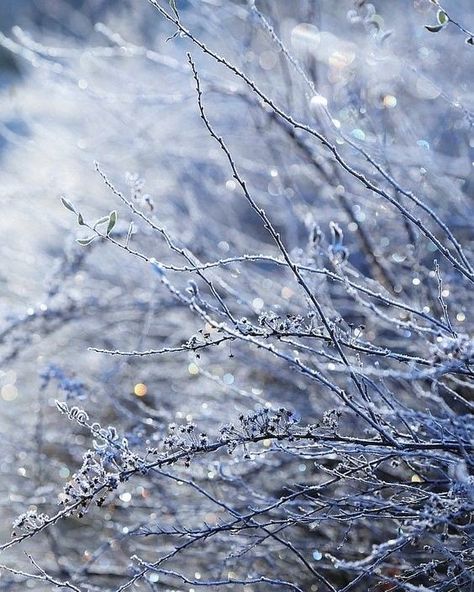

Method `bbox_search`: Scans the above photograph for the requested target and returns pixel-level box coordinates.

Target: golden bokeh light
[133,383,147,397]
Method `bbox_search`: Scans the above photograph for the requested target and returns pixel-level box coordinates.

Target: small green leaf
[425,24,445,33]
[61,197,77,213]
[93,216,110,230]
[436,10,448,25]
[106,210,117,235]
[77,213,85,226]
[76,236,96,246]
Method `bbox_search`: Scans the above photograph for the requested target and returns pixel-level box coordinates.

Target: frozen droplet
[351,128,366,141]
[383,94,397,108]
[310,94,328,114]
[223,373,234,385]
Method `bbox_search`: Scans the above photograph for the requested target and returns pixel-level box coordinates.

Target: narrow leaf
[425,24,444,32]
[93,216,110,230]
[169,0,178,16]
[76,236,96,246]
[55,400,69,414]
[106,210,117,235]
[61,197,77,213]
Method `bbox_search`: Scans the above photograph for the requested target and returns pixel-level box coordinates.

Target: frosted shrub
[0,1,472,591]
